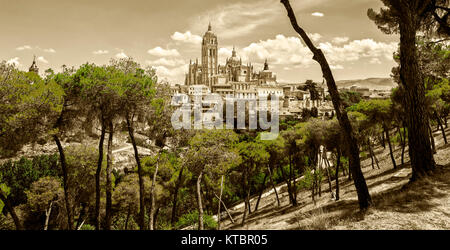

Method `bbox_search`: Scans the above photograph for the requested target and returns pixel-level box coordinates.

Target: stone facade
[185,24,277,90]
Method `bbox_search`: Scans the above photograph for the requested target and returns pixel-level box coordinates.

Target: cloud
[93,50,109,55]
[115,52,128,59]
[241,34,314,68]
[43,48,56,53]
[318,39,397,63]
[153,65,188,84]
[146,58,185,67]
[311,12,324,17]
[171,31,202,45]
[369,58,382,64]
[330,64,344,70]
[309,33,322,42]
[332,37,349,44]
[6,57,20,66]
[147,47,180,57]
[218,47,233,59]
[37,56,48,64]
[191,0,280,39]
[16,45,32,51]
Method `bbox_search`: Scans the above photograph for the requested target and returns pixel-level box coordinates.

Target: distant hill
[336,78,397,90]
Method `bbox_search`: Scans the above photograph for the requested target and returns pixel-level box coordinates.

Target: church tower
[29,56,39,74]
[201,23,218,88]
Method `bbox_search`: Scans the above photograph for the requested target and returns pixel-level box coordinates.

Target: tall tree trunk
[217,175,224,230]
[398,11,436,181]
[381,132,386,149]
[435,112,447,144]
[196,171,204,230]
[401,126,406,165]
[369,139,375,170]
[171,166,185,227]
[53,135,73,230]
[335,148,341,201]
[0,190,22,230]
[255,173,268,211]
[268,166,280,207]
[429,123,437,154]
[317,152,322,198]
[311,172,316,205]
[368,139,380,169]
[105,121,114,230]
[75,203,87,230]
[95,123,106,230]
[241,187,251,227]
[153,206,160,230]
[44,201,53,230]
[149,149,163,230]
[384,126,397,169]
[281,0,371,210]
[126,115,145,230]
[324,153,334,199]
[125,205,131,230]
[279,164,295,206]
[214,193,235,224]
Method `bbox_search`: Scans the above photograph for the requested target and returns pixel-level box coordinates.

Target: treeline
[1,0,449,230]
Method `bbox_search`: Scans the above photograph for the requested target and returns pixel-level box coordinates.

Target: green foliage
[0,183,10,213]
[175,210,217,230]
[80,224,95,230]
[339,91,362,108]
[25,176,63,213]
[0,63,64,156]
[0,154,60,206]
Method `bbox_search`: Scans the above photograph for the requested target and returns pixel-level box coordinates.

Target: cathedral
[184,24,277,90]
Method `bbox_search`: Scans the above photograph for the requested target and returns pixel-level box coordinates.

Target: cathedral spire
[29,55,39,74]
[208,22,212,31]
[264,58,269,71]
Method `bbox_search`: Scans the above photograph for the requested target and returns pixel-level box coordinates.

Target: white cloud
[37,56,48,64]
[16,45,32,51]
[241,34,314,68]
[147,47,180,57]
[192,0,280,39]
[311,12,324,17]
[146,58,185,67]
[218,47,233,58]
[318,39,397,63]
[115,52,128,59]
[6,57,20,66]
[43,48,56,53]
[330,64,344,70]
[309,33,322,42]
[93,50,109,55]
[369,58,382,64]
[171,31,202,45]
[153,65,188,84]
[332,37,349,44]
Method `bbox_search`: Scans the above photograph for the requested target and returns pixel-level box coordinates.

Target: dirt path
[219,126,450,230]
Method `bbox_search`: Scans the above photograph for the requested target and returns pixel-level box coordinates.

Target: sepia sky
[0,0,400,84]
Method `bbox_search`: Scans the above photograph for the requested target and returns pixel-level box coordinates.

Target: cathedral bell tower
[201,23,218,88]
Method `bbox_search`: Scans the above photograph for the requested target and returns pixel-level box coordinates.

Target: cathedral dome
[229,46,240,64]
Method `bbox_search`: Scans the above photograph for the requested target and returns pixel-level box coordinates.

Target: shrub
[175,210,217,230]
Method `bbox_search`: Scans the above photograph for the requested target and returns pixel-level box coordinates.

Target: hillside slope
[219,126,450,230]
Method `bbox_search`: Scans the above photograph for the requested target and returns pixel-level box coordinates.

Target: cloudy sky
[0,0,399,84]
